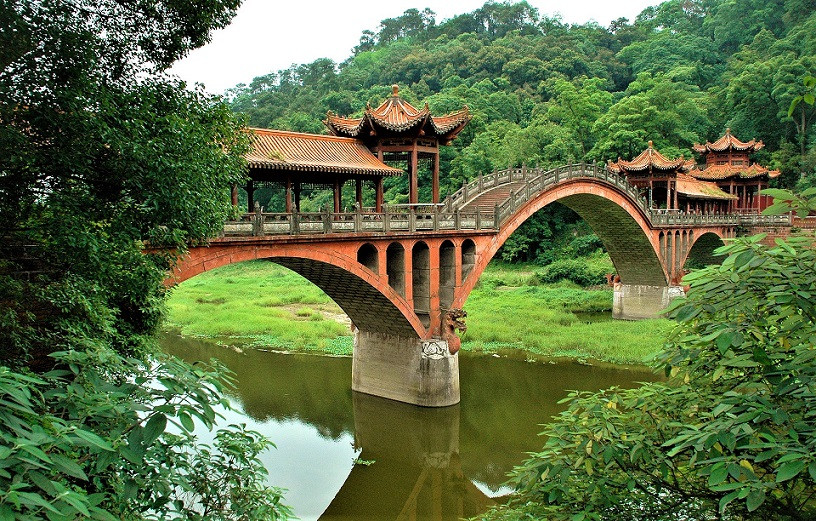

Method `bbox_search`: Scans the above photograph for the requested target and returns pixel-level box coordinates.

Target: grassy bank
[164,260,672,364]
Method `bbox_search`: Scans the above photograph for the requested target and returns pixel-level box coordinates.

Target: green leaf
[776,461,805,482]
[51,454,88,481]
[143,413,167,445]
[178,412,195,432]
[719,490,740,514]
[73,429,114,451]
[805,93,815,105]
[746,488,766,512]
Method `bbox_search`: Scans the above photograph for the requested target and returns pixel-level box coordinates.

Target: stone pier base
[353,330,460,407]
[613,284,685,320]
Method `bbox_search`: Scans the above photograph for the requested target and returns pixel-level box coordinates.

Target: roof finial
[726,127,731,134]
[648,140,653,148]
[392,84,399,96]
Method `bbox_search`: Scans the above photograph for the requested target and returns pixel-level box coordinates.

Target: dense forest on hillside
[227,0,816,261]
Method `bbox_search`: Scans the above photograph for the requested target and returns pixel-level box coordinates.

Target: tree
[480,191,816,520]
[787,73,816,175]
[1,0,290,518]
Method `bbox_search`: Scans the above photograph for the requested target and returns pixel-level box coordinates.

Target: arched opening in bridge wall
[439,240,455,310]
[684,232,725,271]
[357,243,378,273]
[412,241,431,328]
[461,239,476,283]
[386,243,405,297]
[556,193,666,286]
[271,257,418,336]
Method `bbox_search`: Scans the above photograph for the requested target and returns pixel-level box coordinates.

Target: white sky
[169,0,659,94]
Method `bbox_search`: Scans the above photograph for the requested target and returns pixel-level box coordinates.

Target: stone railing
[222,204,496,237]
[222,163,793,237]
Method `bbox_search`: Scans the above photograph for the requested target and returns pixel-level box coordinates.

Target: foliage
[1,0,290,518]
[481,193,816,520]
[536,257,611,287]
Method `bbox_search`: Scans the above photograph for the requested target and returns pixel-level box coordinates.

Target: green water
[162,334,658,521]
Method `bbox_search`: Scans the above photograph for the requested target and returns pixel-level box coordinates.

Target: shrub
[537,258,608,286]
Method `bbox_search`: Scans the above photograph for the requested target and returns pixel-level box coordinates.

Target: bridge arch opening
[684,232,725,271]
[412,241,431,328]
[461,239,476,283]
[439,240,455,310]
[386,243,405,297]
[357,243,378,273]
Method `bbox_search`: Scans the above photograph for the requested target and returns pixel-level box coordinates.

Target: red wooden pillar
[410,141,419,204]
[673,180,678,210]
[375,177,384,213]
[665,179,671,209]
[432,151,440,204]
[355,179,363,210]
[428,240,441,335]
[285,178,293,213]
[333,179,341,213]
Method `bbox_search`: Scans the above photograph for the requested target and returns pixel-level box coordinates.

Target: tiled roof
[324,85,471,140]
[607,141,694,174]
[245,128,403,176]
[692,128,764,153]
[676,174,737,200]
[689,163,781,180]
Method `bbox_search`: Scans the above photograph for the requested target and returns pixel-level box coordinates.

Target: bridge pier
[612,284,685,320]
[352,330,460,407]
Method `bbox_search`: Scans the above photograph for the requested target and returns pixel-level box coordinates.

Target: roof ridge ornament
[392,84,399,97]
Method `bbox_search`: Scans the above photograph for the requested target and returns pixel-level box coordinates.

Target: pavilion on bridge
[607,141,736,213]
[689,129,780,212]
[235,85,471,213]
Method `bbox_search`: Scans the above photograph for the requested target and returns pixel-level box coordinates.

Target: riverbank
[164,260,672,364]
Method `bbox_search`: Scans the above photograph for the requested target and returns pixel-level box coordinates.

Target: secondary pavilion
[324,85,472,204]
[608,141,736,213]
[689,129,780,212]
[237,128,402,213]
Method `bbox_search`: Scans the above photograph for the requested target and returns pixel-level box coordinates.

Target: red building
[689,129,780,212]
[325,85,471,204]
[608,141,736,213]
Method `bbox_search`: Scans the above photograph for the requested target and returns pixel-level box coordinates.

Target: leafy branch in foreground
[481,193,816,520]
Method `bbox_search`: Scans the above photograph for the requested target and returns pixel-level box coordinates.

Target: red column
[333,179,341,213]
[432,151,440,204]
[375,177,384,213]
[410,142,419,204]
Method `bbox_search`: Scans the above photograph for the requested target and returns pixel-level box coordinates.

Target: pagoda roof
[607,141,694,174]
[324,85,471,142]
[676,174,738,200]
[692,128,764,154]
[689,163,781,181]
[245,128,403,176]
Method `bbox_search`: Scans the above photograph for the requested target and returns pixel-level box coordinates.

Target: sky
[169,0,659,94]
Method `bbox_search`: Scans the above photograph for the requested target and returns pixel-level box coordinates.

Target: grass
[164,259,673,364]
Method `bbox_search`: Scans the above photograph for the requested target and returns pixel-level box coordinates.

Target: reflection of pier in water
[320,392,495,521]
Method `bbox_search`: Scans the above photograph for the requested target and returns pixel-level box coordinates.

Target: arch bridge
[171,163,791,406]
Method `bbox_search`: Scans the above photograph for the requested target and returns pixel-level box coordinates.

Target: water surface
[162,334,657,520]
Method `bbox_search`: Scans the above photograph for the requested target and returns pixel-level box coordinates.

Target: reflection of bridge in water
[165,335,661,520]
[170,164,792,406]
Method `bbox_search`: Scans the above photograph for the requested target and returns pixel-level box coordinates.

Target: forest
[225,0,816,262]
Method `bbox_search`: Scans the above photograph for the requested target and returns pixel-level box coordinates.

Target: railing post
[322,205,331,233]
[253,202,264,237]
[383,204,390,233]
[478,173,483,192]
[291,207,300,235]
[476,207,481,230]
[555,167,560,184]
[494,203,500,228]
[509,190,515,210]
[522,163,527,179]
[454,208,460,230]
[433,204,439,231]
[409,205,416,232]
[445,195,452,212]
[354,203,362,232]
[462,180,468,202]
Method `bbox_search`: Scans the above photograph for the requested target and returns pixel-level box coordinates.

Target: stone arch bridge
[171,163,790,406]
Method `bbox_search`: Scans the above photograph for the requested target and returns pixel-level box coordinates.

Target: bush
[536,258,609,286]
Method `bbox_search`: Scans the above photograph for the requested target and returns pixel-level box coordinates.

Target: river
[162,333,657,521]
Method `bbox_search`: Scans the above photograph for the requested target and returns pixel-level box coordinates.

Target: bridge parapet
[221,163,792,237]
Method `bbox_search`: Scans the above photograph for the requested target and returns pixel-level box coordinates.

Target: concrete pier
[352,330,460,407]
[613,284,685,320]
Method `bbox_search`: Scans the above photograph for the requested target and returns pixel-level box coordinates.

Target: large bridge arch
[454,179,666,307]
[170,243,424,338]
[682,231,727,271]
